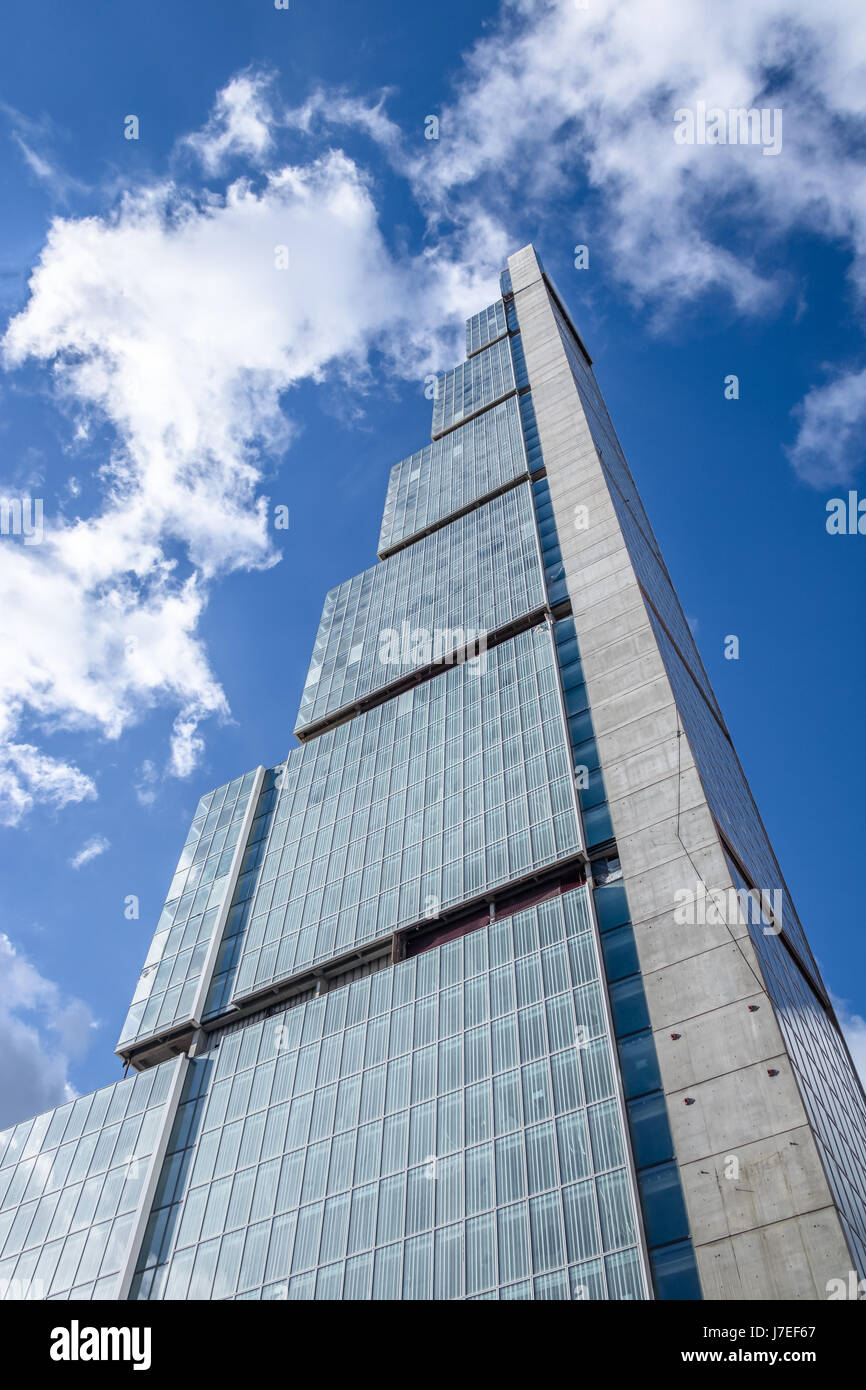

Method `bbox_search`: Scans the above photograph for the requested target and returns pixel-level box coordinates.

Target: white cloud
[284,88,404,153]
[0,87,485,823]
[832,994,866,1083]
[787,366,866,486]
[0,742,95,828]
[7,6,866,826]
[134,758,159,807]
[68,834,110,870]
[2,103,89,203]
[408,2,861,288]
[271,1,866,481]
[14,136,55,183]
[392,0,866,481]
[0,933,96,1128]
[180,72,276,174]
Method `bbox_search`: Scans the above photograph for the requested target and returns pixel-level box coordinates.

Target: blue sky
[0,0,864,1126]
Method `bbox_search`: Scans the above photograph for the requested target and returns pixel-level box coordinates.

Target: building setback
[1,245,864,1302]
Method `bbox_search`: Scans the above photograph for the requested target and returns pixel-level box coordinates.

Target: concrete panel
[681,1125,840,1245]
[696,1210,854,1300]
[667,1057,813,1164]
[650,981,780,1067]
[507,242,858,1298]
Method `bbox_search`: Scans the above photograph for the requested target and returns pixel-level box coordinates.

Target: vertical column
[190,765,265,1023]
[116,1054,190,1300]
[507,245,856,1299]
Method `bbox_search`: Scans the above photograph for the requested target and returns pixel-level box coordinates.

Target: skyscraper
[2,245,864,1303]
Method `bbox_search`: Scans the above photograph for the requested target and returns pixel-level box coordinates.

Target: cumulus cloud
[787,366,866,486]
[388,0,866,481]
[5,4,866,825]
[407,0,866,310]
[271,1,866,481]
[1,96,477,822]
[68,834,110,870]
[0,933,96,1128]
[180,72,276,174]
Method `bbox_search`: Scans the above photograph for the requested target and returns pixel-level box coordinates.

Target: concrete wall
[507,244,856,1299]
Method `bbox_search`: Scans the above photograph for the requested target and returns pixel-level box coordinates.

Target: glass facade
[237,628,582,1001]
[548,617,698,1296]
[0,258,688,1301]
[726,859,866,1279]
[295,484,545,735]
[0,1062,178,1301]
[203,767,285,1020]
[432,337,515,437]
[118,771,259,1048]
[466,299,508,358]
[378,396,528,557]
[130,890,647,1302]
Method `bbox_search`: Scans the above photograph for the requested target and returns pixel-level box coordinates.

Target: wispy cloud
[134,759,159,808]
[68,834,110,870]
[283,87,404,153]
[2,102,89,203]
[0,743,96,828]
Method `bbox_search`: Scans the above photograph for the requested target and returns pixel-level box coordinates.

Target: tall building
[2,245,865,1303]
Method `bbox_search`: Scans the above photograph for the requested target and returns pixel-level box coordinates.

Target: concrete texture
[508,243,858,1299]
